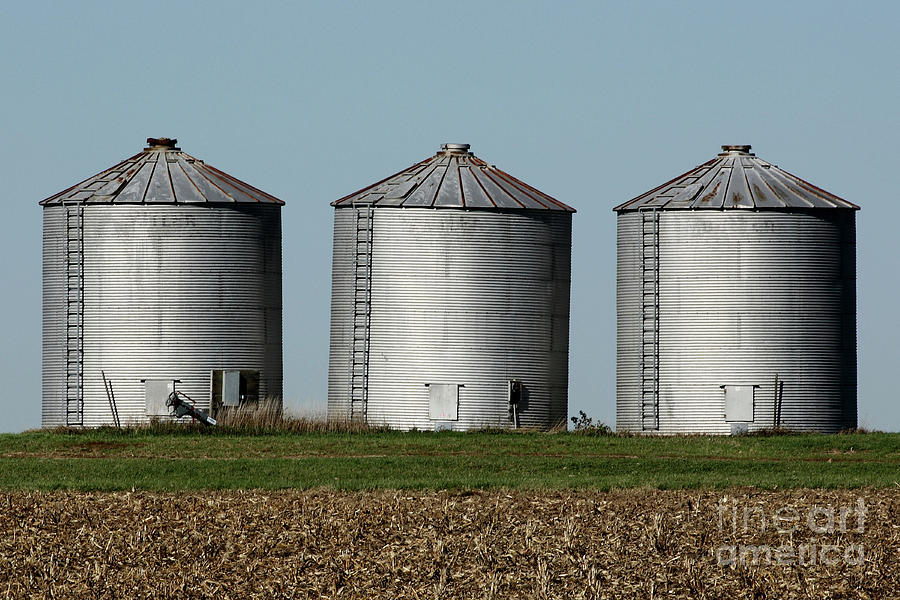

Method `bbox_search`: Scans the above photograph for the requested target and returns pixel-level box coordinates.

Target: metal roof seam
[766,168,817,208]
[139,160,155,204]
[467,165,498,207]
[492,168,574,211]
[430,160,451,207]
[164,159,178,204]
[475,167,525,208]
[457,163,467,208]
[174,159,206,202]
[757,162,789,207]
[489,168,551,209]
[722,157,736,205]
[205,165,271,204]
[788,172,857,209]
[741,164,754,208]
[164,155,233,202]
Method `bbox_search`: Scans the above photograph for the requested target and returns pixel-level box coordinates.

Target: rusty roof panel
[116,162,154,203]
[40,138,284,206]
[146,159,172,202]
[332,143,574,212]
[615,145,858,212]
[434,165,463,207]
[459,168,494,208]
[726,159,754,209]
[169,161,206,203]
[475,168,522,208]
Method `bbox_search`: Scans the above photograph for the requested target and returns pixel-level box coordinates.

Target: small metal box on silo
[615,145,858,434]
[41,138,284,427]
[327,143,574,430]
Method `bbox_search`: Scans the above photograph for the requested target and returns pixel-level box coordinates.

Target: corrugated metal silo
[615,145,858,434]
[328,143,574,430]
[42,138,284,427]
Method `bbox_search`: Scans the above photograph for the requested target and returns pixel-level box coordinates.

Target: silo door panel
[723,385,755,422]
[211,369,261,409]
[427,384,459,421]
[144,380,174,417]
[222,371,241,407]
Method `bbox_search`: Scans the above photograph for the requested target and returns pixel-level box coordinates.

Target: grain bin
[41,138,283,427]
[615,145,857,434]
[328,143,574,430]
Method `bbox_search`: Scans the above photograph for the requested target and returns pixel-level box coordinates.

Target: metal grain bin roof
[41,138,284,206]
[615,145,858,212]
[332,143,574,212]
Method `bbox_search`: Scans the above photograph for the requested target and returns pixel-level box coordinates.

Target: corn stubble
[1,489,898,599]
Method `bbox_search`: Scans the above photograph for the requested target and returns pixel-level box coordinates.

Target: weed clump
[570,411,614,436]
[46,398,391,437]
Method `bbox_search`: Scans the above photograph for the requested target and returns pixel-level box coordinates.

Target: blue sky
[1,1,897,432]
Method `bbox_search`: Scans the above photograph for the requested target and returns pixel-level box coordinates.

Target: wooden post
[102,370,121,428]
[773,373,780,428]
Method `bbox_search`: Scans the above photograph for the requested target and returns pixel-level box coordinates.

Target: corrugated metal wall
[617,210,856,434]
[42,208,66,426]
[327,208,355,422]
[328,207,571,430]
[42,204,283,426]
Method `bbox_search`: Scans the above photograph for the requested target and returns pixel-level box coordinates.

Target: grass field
[2,427,898,491]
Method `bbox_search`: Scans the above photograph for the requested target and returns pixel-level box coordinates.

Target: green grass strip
[2,430,899,490]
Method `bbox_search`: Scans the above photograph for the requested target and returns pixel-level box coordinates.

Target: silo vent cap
[719,144,754,155]
[146,137,178,150]
[440,143,471,155]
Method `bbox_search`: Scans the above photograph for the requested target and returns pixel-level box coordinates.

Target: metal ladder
[639,208,660,431]
[64,202,85,427]
[349,203,374,422]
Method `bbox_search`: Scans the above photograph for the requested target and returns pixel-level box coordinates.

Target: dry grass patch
[2,489,899,598]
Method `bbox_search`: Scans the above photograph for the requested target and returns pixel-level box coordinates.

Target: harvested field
[2,489,898,599]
